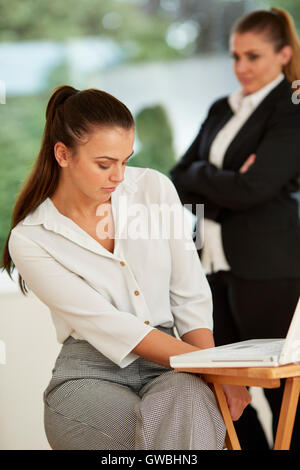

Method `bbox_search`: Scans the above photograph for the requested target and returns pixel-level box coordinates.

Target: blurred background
[0,0,299,449]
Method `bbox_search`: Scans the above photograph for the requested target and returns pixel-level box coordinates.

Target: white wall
[0,289,60,449]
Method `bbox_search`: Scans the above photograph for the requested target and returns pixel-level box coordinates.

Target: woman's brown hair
[1,85,134,294]
[231,7,300,84]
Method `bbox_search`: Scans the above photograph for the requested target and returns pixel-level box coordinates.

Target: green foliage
[0,0,182,62]
[0,94,47,253]
[128,104,176,176]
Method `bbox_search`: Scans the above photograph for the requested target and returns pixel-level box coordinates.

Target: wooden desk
[173,363,300,450]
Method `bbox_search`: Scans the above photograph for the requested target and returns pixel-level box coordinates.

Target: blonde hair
[232,7,300,83]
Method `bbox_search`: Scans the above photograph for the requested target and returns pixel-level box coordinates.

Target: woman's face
[55,125,135,205]
[230,31,292,95]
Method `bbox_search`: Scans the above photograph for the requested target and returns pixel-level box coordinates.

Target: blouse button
[120,261,125,266]
[134,290,140,296]
[144,320,150,325]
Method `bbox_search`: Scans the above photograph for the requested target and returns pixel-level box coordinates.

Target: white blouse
[8,166,213,368]
[201,73,285,274]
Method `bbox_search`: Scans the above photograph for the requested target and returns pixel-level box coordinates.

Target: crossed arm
[170,107,300,212]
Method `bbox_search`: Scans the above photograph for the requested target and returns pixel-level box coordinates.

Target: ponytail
[271,8,300,84]
[46,84,78,124]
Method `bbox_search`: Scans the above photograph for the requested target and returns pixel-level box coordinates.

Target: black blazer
[170,78,300,280]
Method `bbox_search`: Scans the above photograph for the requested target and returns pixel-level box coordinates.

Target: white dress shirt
[201,73,285,274]
[8,166,213,368]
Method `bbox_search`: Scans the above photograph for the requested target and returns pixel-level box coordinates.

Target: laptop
[170,297,300,368]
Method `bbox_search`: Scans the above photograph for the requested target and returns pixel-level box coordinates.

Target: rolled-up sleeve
[157,173,213,337]
[8,230,154,368]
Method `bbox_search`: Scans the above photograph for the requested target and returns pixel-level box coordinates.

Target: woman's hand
[239,153,256,174]
[222,384,252,421]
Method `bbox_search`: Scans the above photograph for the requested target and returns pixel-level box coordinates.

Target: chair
[173,363,300,450]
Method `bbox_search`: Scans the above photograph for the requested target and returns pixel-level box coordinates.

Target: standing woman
[170,8,300,449]
[1,85,251,450]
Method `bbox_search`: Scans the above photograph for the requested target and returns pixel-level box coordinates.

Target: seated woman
[2,85,250,450]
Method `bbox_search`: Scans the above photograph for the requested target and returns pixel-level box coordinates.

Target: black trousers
[207,270,300,450]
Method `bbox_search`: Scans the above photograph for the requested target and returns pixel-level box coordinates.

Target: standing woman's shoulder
[206,95,231,117]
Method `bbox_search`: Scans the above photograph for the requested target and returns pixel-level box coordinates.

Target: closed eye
[98,161,129,170]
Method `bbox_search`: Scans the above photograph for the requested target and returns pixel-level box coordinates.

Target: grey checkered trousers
[43,325,226,450]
